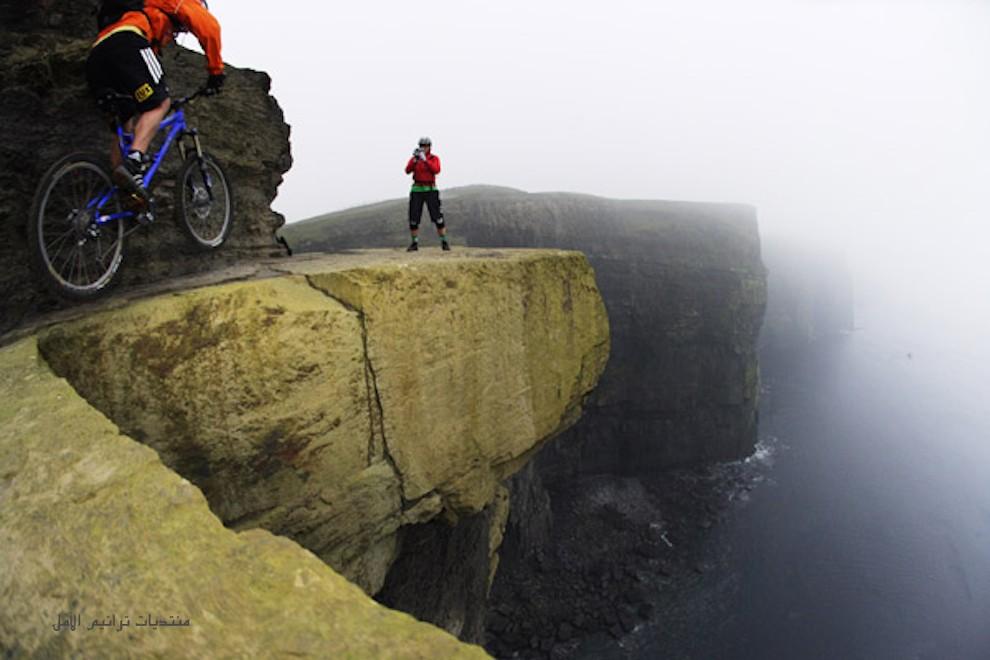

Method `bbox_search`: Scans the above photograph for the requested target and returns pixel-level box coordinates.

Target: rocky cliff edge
[0,249,609,656]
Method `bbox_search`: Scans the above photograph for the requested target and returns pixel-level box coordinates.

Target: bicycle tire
[27,152,126,301]
[175,151,233,249]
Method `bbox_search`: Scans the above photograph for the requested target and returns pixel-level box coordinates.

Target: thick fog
[206,0,989,354]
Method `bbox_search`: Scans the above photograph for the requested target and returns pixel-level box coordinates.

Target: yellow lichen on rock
[11,248,608,612]
[36,275,403,591]
[304,250,610,514]
[0,337,487,658]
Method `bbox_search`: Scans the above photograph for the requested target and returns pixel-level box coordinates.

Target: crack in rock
[300,274,411,506]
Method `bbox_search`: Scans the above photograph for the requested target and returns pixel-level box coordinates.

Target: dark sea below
[594,312,990,659]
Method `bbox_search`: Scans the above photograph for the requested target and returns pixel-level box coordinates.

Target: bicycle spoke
[76,245,87,286]
[46,236,74,273]
[49,234,75,273]
[72,245,83,286]
[80,245,90,284]
[57,191,76,216]
[44,226,75,253]
[96,238,112,271]
[68,242,82,282]
[80,178,99,212]
[88,241,101,282]
[69,170,83,208]
[61,244,78,284]
[75,170,90,206]
[64,171,76,208]
[99,231,121,263]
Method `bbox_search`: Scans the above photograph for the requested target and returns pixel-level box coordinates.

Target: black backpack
[96,0,147,30]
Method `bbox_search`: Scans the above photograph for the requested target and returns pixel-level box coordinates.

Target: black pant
[409,190,443,229]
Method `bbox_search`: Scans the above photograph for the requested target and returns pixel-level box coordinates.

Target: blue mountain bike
[28,88,232,300]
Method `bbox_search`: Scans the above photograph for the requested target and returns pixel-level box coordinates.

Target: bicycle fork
[178,129,215,202]
[178,127,204,161]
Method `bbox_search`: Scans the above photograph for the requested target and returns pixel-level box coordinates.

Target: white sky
[204,0,990,336]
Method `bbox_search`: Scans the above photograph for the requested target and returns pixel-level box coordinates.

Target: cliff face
[282,186,767,471]
[0,249,609,652]
[760,236,855,357]
[0,0,292,334]
[0,338,486,659]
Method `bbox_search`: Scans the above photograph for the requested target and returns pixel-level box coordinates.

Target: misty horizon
[206,0,989,343]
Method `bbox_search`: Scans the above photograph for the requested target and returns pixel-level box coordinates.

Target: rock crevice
[300,271,407,499]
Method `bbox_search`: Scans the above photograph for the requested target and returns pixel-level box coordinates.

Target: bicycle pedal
[122,193,148,212]
[137,211,156,225]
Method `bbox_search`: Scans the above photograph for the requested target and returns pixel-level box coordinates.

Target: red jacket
[405,153,441,186]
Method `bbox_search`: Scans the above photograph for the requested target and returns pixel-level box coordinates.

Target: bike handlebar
[172,87,211,109]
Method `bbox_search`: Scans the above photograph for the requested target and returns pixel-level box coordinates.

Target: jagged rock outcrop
[2,249,609,648]
[282,185,767,470]
[0,336,487,658]
[0,0,292,334]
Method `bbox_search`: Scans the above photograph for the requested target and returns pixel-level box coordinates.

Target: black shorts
[409,190,444,228]
[86,30,169,121]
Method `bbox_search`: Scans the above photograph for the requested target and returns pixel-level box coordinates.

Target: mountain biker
[404,137,449,252]
[85,0,225,202]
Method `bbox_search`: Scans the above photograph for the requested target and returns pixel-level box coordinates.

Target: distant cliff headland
[760,236,855,358]
[283,185,768,471]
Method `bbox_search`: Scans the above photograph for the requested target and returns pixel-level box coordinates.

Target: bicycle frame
[88,107,194,225]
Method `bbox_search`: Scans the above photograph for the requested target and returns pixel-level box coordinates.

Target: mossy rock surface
[0,337,486,658]
[0,248,610,655]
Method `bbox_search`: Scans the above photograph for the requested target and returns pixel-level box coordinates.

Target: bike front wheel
[27,152,126,300]
[176,152,233,249]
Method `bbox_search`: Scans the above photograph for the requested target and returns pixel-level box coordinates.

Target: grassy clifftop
[283,185,760,271]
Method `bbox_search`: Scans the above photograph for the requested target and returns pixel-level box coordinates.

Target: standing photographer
[404,137,449,251]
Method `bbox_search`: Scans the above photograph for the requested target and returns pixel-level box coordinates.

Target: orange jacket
[94,0,223,75]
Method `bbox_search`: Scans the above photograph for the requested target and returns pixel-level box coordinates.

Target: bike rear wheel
[176,152,232,249]
[28,153,126,300]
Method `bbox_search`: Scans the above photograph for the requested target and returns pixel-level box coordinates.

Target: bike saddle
[94,89,136,126]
